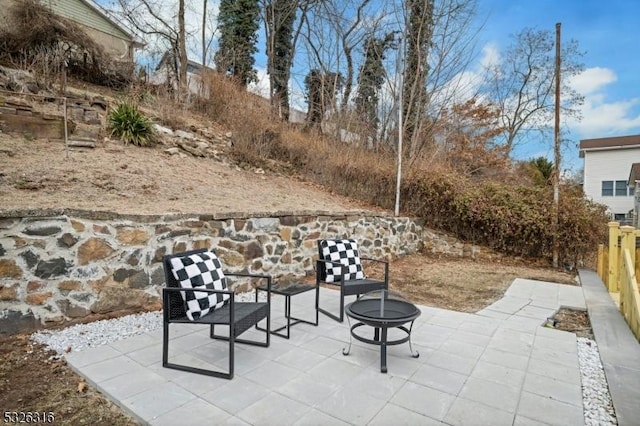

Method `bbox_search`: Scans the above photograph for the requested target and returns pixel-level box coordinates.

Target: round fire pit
[343,290,421,373]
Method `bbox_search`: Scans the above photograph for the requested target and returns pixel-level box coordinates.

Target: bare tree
[202,0,208,67]
[483,27,584,156]
[177,0,187,94]
[113,0,188,96]
[298,0,388,137]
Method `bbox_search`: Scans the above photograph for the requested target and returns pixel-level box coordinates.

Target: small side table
[256,282,318,339]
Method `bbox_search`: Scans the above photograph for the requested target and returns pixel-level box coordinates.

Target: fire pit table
[343,290,421,373]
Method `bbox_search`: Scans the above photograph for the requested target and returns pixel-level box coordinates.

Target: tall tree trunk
[402,0,434,156]
[178,0,187,97]
[202,0,207,67]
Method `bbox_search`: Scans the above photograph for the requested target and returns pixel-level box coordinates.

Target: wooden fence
[596,222,640,341]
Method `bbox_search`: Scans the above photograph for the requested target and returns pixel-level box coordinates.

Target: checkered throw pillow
[320,239,365,283]
[169,251,230,321]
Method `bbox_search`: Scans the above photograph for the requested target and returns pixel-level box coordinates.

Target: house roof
[629,163,640,185]
[579,134,640,158]
[154,53,215,73]
[76,0,144,47]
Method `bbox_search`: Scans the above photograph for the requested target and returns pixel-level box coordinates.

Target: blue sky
[475,0,640,171]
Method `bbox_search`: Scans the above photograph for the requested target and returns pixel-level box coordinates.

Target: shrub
[187,70,608,268]
[108,101,156,146]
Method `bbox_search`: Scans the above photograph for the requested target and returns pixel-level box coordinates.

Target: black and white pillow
[169,251,230,321]
[320,239,365,283]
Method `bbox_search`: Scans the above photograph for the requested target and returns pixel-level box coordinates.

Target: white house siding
[49,0,128,40]
[583,147,640,216]
[50,0,134,61]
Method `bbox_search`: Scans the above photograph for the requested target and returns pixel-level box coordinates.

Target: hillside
[0,133,379,216]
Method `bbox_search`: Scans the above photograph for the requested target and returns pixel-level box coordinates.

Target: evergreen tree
[355,32,396,146]
[266,0,297,121]
[304,69,343,130]
[214,0,261,87]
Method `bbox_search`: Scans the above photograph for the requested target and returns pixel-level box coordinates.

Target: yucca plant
[107,101,156,146]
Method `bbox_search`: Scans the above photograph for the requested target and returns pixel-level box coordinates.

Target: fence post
[620,226,636,320]
[597,244,605,280]
[608,222,620,292]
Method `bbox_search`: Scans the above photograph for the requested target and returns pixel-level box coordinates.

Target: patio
[66,278,589,425]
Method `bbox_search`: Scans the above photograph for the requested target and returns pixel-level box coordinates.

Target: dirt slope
[0,133,380,216]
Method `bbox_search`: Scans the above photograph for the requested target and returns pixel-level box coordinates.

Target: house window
[602,180,632,196]
[615,180,628,196]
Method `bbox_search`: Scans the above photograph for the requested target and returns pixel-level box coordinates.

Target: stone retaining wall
[0,209,480,334]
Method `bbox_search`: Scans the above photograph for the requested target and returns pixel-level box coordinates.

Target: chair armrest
[359,257,389,287]
[316,258,348,285]
[224,273,271,303]
[162,287,236,322]
[316,258,348,269]
[163,287,234,296]
[360,257,388,265]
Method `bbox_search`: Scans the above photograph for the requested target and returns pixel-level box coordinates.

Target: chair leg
[317,285,345,323]
[229,324,234,379]
[162,322,169,366]
[162,322,233,379]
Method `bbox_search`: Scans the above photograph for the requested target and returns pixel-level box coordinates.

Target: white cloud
[571,97,640,135]
[480,43,500,69]
[567,67,616,96]
[567,67,640,135]
[248,66,270,98]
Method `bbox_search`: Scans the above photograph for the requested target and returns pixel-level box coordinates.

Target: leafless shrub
[0,0,129,88]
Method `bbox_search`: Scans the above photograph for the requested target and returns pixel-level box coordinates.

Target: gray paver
[65,344,122,368]
[457,377,520,413]
[479,347,530,371]
[121,381,196,423]
[149,398,230,426]
[293,409,351,426]
[277,372,339,406]
[200,376,269,414]
[439,338,486,360]
[391,381,456,421]
[426,349,478,375]
[244,359,299,389]
[523,372,583,407]
[526,357,581,385]
[80,355,143,384]
[470,360,526,389]
[517,391,584,426]
[237,393,311,426]
[63,279,640,426]
[410,363,467,395]
[315,386,386,425]
[368,403,444,426]
[443,397,515,426]
[99,368,168,400]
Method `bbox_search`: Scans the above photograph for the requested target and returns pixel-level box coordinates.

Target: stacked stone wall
[0,209,482,334]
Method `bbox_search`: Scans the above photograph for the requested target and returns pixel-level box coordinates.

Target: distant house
[0,0,143,63]
[627,163,640,227]
[579,134,640,222]
[150,53,215,95]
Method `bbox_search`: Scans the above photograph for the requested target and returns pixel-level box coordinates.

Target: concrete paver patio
[67,278,591,425]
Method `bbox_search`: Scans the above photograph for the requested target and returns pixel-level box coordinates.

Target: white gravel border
[578,337,617,425]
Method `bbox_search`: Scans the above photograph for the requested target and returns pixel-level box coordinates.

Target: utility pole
[552,22,562,268]
[394,36,404,217]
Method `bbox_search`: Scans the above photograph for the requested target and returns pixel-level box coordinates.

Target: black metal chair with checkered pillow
[162,248,270,379]
[316,239,388,322]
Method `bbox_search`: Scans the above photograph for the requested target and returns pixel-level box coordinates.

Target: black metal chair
[162,248,271,379]
[316,239,388,322]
